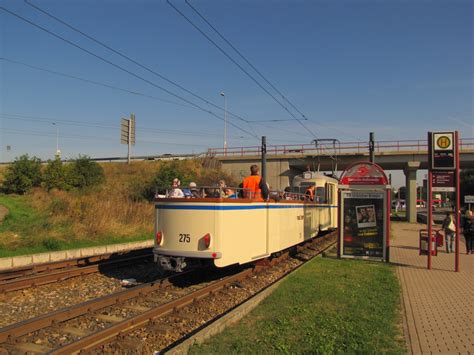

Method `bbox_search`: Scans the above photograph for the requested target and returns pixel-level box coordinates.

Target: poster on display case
[341,191,386,260]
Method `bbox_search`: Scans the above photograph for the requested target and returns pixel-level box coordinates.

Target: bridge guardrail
[208,138,474,157]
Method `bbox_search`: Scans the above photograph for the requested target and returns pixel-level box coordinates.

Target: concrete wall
[221,158,298,190]
[0,240,153,271]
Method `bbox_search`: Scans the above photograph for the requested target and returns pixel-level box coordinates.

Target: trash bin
[419,229,437,256]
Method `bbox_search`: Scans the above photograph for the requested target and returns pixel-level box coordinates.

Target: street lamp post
[220,92,227,153]
[52,122,60,158]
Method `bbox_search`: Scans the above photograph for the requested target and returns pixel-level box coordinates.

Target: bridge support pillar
[403,161,420,223]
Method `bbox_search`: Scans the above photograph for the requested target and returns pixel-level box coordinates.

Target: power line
[0,128,210,147]
[180,1,365,142]
[1,57,195,110]
[0,113,251,140]
[185,0,308,120]
[24,0,254,126]
[0,5,257,139]
[167,0,318,139]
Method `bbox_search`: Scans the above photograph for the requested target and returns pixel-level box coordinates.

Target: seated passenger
[205,186,220,198]
[225,187,237,199]
[167,178,184,198]
[188,182,201,198]
[218,179,227,198]
[283,186,292,200]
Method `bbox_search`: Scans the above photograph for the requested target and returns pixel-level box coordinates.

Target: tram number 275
[179,234,191,243]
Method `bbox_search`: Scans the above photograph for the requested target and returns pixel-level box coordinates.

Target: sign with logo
[432,171,455,192]
[430,131,456,170]
[340,191,386,260]
[340,162,389,186]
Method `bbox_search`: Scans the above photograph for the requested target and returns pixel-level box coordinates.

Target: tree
[2,154,42,194]
[68,156,105,189]
[43,158,71,191]
[143,160,198,200]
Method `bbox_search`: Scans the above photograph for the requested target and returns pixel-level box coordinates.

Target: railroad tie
[10,342,52,353]
[147,322,174,333]
[95,314,126,323]
[60,326,89,337]
[121,304,151,312]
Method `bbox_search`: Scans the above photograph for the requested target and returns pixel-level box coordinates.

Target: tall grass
[0,159,237,254]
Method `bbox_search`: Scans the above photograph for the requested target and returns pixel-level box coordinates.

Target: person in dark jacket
[462,210,473,254]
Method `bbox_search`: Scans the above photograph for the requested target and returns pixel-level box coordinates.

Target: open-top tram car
[153,172,338,272]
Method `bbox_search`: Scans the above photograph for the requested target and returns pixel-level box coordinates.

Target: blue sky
[0,0,472,168]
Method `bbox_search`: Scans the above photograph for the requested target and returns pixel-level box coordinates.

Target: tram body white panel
[213,206,268,267]
[156,205,216,255]
[154,201,332,269]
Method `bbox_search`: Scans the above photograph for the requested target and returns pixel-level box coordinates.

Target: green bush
[42,237,61,250]
[2,154,42,194]
[142,160,198,200]
[68,155,105,189]
[43,158,71,191]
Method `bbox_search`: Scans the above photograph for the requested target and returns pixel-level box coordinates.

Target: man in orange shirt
[242,165,269,200]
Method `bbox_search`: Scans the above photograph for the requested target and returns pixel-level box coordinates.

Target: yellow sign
[436,136,451,149]
[433,132,454,150]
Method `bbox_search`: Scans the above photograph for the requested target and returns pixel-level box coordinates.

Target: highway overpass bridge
[211,138,474,223]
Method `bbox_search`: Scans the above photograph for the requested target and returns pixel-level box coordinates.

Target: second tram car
[153,172,338,272]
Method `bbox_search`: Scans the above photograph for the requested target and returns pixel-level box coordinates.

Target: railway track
[0,248,153,293]
[0,232,336,354]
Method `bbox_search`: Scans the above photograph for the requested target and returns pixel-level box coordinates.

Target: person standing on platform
[242,164,268,200]
[442,212,455,253]
[462,210,473,254]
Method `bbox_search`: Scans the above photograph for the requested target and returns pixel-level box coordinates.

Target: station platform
[391,222,473,354]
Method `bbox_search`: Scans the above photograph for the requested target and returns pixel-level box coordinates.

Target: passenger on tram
[218,180,227,198]
[188,182,201,198]
[225,187,237,199]
[305,185,315,201]
[168,178,184,198]
[242,165,269,200]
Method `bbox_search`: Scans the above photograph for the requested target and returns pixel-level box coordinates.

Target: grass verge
[0,194,151,257]
[191,256,405,354]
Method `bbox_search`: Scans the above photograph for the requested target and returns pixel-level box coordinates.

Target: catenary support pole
[369,132,375,163]
[261,136,267,184]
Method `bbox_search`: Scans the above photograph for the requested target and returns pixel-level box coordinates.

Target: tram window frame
[326,183,334,204]
[316,186,326,203]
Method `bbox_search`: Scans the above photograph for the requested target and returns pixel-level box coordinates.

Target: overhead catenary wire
[0,57,196,110]
[0,5,257,139]
[24,0,255,126]
[167,0,319,139]
[0,128,210,147]
[185,0,308,120]
[0,113,250,140]
[180,1,365,142]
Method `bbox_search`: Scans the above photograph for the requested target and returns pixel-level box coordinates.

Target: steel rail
[164,234,337,353]
[0,250,153,293]
[51,232,337,354]
[0,247,152,282]
[50,268,255,355]
[0,272,181,343]
[0,232,335,353]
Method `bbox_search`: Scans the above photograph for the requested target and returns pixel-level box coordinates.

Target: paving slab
[391,221,473,354]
